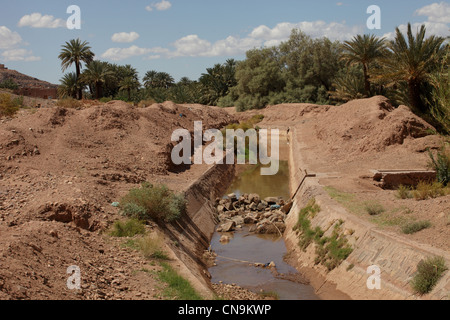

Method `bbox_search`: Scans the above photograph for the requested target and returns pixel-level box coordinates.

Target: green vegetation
[412,181,449,200]
[396,185,414,199]
[0,92,20,117]
[157,262,203,300]
[411,256,447,295]
[364,201,385,216]
[109,219,146,237]
[119,182,186,223]
[0,78,19,90]
[428,145,450,186]
[402,220,432,235]
[293,199,353,271]
[136,234,170,260]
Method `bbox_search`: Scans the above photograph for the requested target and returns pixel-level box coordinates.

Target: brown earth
[0,68,57,89]
[0,100,236,300]
[1,95,448,300]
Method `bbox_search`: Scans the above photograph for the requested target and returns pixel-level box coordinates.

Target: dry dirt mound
[0,100,235,299]
[315,96,438,154]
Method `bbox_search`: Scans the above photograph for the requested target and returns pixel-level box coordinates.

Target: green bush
[428,146,450,186]
[0,93,19,117]
[120,183,186,223]
[413,181,449,200]
[402,221,432,234]
[411,256,447,295]
[364,201,385,216]
[109,219,146,237]
[0,78,19,90]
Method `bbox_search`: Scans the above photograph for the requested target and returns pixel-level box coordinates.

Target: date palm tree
[378,23,445,113]
[143,70,158,88]
[58,72,80,99]
[58,39,95,100]
[341,34,387,96]
[81,61,113,99]
[119,76,140,101]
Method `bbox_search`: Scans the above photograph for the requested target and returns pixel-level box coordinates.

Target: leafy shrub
[120,183,186,223]
[428,146,450,186]
[56,98,82,109]
[0,78,19,90]
[402,220,432,234]
[0,93,19,117]
[411,256,447,295]
[364,201,385,216]
[109,219,146,237]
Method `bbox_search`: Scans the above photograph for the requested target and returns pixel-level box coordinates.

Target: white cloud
[146,1,172,12]
[18,13,65,28]
[111,32,140,43]
[250,21,363,45]
[101,20,364,61]
[0,26,23,49]
[101,45,169,61]
[415,2,450,23]
[383,22,450,40]
[2,49,41,62]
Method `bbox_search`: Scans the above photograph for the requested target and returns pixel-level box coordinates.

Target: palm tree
[341,34,386,96]
[143,70,158,88]
[378,23,445,113]
[81,61,113,99]
[155,72,175,89]
[58,39,95,100]
[119,76,140,101]
[58,72,80,99]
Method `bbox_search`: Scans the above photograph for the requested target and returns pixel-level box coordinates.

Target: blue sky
[0,0,449,84]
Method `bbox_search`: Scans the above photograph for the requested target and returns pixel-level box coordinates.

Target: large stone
[219,221,236,232]
[228,193,238,202]
[248,194,260,204]
[264,197,278,204]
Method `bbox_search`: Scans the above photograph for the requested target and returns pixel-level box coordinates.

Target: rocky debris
[215,193,290,236]
[212,283,275,300]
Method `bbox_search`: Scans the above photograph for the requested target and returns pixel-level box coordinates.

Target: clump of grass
[396,185,413,199]
[109,218,146,237]
[120,182,186,223]
[411,256,447,295]
[413,181,448,200]
[56,98,82,109]
[157,262,203,300]
[364,201,385,216]
[137,234,169,260]
[295,200,353,271]
[0,92,19,117]
[402,220,432,234]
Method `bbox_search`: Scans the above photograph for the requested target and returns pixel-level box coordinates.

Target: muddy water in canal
[209,136,319,300]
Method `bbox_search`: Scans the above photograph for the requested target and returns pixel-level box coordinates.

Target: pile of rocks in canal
[215,193,293,238]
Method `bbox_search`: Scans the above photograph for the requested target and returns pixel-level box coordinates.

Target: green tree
[58,39,95,100]
[378,23,445,113]
[233,47,286,110]
[58,72,81,99]
[81,61,113,99]
[199,59,237,105]
[341,34,386,96]
[119,76,140,101]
